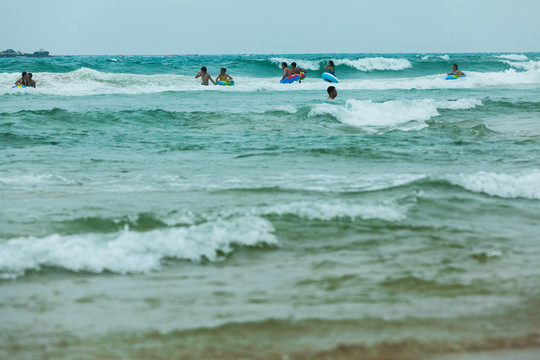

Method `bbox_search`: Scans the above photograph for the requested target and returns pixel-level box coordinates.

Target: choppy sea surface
[1,53,540,359]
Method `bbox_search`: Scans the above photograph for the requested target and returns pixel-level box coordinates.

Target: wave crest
[334,57,412,71]
[0,216,277,279]
[309,98,482,131]
[497,54,529,61]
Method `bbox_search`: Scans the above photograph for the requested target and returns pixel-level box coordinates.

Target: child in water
[195,67,216,85]
[216,68,233,84]
[447,63,465,76]
[325,60,335,75]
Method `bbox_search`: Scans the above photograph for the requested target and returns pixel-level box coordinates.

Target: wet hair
[28,73,33,78]
[221,68,226,72]
[327,86,336,95]
[328,60,334,67]
[22,71,27,77]
[291,62,297,67]
[452,63,458,69]
[201,66,207,72]
[282,62,287,67]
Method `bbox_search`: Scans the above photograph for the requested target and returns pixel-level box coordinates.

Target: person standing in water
[325,60,335,75]
[195,67,216,85]
[14,72,28,86]
[327,86,337,100]
[447,63,465,76]
[26,73,36,88]
[291,62,307,75]
[280,62,293,82]
[216,68,233,83]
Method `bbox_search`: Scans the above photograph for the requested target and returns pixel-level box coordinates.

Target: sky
[2,0,540,55]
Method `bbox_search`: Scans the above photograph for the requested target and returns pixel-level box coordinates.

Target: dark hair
[452,63,458,69]
[281,62,287,67]
[221,67,226,72]
[28,73,33,78]
[22,71,27,77]
[291,62,297,67]
[201,66,207,72]
[327,86,336,95]
[329,60,334,67]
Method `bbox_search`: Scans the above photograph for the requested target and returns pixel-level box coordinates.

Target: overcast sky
[2,0,539,55]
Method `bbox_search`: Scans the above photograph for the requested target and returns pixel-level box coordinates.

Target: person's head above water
[452,64,458,70]
[328,60,334,67]
[201,66,207,73]
[21,71,27,78]
[291,62,297,68]
[327,86,337,99]
[281,62,287,69]
[27,73,33,78]
[220,68,226,74]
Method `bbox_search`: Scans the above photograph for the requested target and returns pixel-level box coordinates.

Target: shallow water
[1,53,540,359]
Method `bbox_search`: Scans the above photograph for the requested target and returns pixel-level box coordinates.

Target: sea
[1,53,540,359]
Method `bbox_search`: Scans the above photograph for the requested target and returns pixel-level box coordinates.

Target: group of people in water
[14,71,36,88]
[195,60,339,98]
[15,61,463,100]
[195,67,233,85]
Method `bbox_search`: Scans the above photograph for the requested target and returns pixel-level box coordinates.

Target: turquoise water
[1,53,540,359]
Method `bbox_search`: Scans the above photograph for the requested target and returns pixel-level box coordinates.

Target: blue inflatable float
[445,74,466,80]
[280,73,306,84]
[217,79,235,86]
[322,72,339,83]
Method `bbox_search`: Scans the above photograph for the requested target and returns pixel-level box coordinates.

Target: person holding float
[322,60,339,83]
[280,62,303,84]
[291,62,307,80]
[216,68,234,86]
[446,63,466,80]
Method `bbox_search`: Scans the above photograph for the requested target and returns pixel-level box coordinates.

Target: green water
[1,53,540,359]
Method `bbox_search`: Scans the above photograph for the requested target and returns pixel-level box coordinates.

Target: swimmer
[325,60,335,75]
[216,68,233,83]
[291,62,307,75]
[327,86,337,100]
[14,72,28,86]
[280,62,293,82]
[26,73,36,88]
[195,67,216,85]
[447,63,465,76]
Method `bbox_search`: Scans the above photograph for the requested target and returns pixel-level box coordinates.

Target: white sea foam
[497,54,528,61]
[420,55,450,61]
[308,98,482,131]
[334,57,412,71]
[503,60,540,71]
[258,200,410,221]
[0,216,277,279]
[2,67,540,96]
[447,171,540,200]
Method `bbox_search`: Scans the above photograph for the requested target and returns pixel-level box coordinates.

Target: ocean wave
[333,57,412,71]
[258,200,410,221]
[308,98,482,131]
[420,54,450,61]
[3,68,540,96]
[0,216,277,279]
[496,54,529,61]
[503,60,540,71]
[446,171,540,200]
